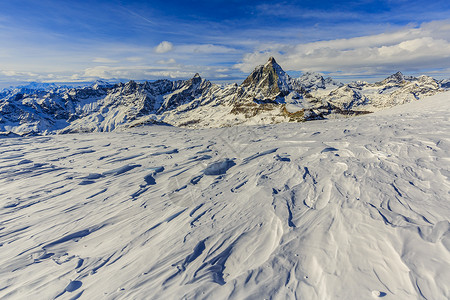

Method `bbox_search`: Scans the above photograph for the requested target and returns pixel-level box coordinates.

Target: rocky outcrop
[0,58,447,133]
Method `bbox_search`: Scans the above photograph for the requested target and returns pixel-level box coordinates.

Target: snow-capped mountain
[239,57,304,102]
[0,58,448,134]
[440,78,450,89]
[331,72,444,111]
[298,71,343,92]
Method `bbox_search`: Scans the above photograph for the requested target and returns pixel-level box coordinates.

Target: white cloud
[143,70,193,78]
[157,58,176,64]
[236,20,450,76]
[2,19,450,87]
[154,41,174,54]
[125,56,144,62]
[177,44,237,54]
[67,64,234,82]
[81,66,165,79]
[93,57,118,63]
[1,70,37,77]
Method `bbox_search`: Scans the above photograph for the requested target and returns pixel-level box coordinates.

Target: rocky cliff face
[0,58,448,134]
[240,57,303,102]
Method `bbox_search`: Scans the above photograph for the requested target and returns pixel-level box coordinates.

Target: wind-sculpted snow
[0,92,449,299]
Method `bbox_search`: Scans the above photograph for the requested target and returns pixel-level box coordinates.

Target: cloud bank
[235,20,450,77]
[1,2,450,89]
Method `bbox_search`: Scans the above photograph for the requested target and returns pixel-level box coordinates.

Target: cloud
[235,20,450,76]
[154,41,174,54]
[81,66,162,79]
[1,70,38,77]
[126,56,144,62]
[143,70,193,78]
[2,18,450,88]
[93,57,118,63]
[177,44,237,54]
[157,58,176,64]
[0,70,63,87]
[62,64,240,83]
[255,3,360,21]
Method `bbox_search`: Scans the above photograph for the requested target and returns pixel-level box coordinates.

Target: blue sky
[1,0,450,87]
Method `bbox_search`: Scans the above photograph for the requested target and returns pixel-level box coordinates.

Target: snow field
[0,92,449,299]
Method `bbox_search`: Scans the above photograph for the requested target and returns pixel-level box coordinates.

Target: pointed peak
[265,57,283,69]
[267,56,277,64]
[190,73,203,84]
[391,71,403,78]
[240,56,295,97]
[262,57,284,75]
[383,71,405,83]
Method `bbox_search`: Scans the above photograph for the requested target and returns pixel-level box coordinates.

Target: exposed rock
[0,59,446,133]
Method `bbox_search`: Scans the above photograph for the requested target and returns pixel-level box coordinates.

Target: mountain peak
[266,56,277,65]
[92,80,112,89]
[385,71,405,83]
[193,73,201,79]
[241,57,285,89]
[299,72,326,90]
[392,71,404,79]
[381,71,416,84]
[240,57,302,101]
[264,57,283,71]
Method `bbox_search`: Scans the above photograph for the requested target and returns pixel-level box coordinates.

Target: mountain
[159,73,213,111]
[91,80,114,89]
[329,73,443,110]
[240,57,303,102]
[298,71,343,91]
[380,71,415,84]
[0,58,448,135]
[439,78,450,89]
[10,82,60,92]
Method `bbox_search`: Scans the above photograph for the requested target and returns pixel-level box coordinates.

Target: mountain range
[1,57,448,135]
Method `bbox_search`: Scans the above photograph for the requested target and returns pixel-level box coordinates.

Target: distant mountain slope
[1,58,448,134]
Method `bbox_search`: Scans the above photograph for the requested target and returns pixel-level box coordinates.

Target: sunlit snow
[0,92,449,299]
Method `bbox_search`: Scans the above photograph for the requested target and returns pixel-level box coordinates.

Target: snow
[298,71,343,92]
[1,59,448,133]
[0,92,449,299]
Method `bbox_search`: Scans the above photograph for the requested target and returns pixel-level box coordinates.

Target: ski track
[0,93,449,299]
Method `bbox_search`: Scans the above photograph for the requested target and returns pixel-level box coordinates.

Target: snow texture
[0,92,449,299]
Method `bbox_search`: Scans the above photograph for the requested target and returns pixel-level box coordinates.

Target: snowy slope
[1,59,448,134]
[298,72,343,92]
[320,72,444,112]
[0,92,449,299]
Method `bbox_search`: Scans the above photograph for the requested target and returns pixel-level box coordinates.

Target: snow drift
[0,92,449,299]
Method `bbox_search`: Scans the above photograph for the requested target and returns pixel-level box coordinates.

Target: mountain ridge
[1,57,448,135]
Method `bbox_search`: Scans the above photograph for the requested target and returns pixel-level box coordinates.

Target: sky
[1,0,450,88]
